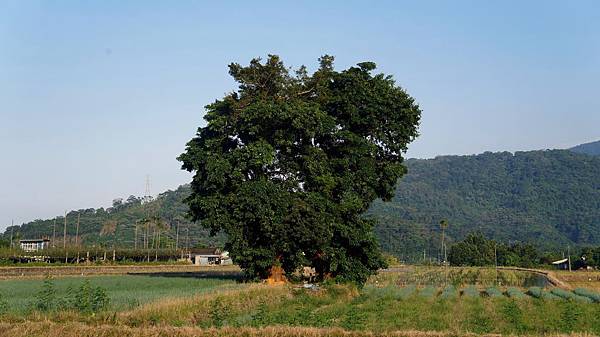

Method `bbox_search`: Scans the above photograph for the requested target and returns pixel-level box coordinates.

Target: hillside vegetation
[5,149,600,261]
[2,185,225,249]
[372,149,600,261]
[570,140,600,156]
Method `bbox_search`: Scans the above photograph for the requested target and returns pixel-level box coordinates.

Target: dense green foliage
[179,55,421,284]
[448,233,542,267]
[372,150,600,261]
[32,277,110,314]
[570,140,600,156]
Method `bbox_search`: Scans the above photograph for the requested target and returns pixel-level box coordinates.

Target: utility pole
[175,223,179,250]
[494,243,498,285]
[134,225,138,249]
[75,213,80,247]
[186,226,191,261]
[440,220,448,266]
[10,220,14,248]
[568,245,572,272]
[63,211,67,249]
[52,217,57,248]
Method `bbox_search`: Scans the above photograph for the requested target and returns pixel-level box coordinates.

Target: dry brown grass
[120,284,293,326]
[553,271,600,290]
[0,322,597,337]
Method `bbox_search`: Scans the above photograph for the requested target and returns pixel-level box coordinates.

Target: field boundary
[0,264,241,279]
[0,322,590,337]
[496,266,570,289]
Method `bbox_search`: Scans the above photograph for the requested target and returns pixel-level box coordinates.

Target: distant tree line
[371,149,600,260]
[447,232,561,268]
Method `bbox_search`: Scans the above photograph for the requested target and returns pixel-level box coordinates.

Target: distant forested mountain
[371,150,600,261]
[2,185,225,249]
[5,148,600,261]
[570,140,600,156]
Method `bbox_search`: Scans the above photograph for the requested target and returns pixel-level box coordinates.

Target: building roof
[191,248,221,255]
[19,239,50,243]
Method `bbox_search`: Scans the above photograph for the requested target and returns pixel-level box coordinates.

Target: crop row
[394,286,600,302]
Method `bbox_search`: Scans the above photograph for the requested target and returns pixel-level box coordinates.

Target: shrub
[560,300,583,332]
[64,280,110,314]
[484,286,503,298]
[31,277,110,314]
[396,285,416,300]
[527,287,543,298]
[462,286,480,298]
[573,288,600,302]
[550,288,593,303]
[209,296,231,327]
[33,276,57,311]
[501,300,528,333]
[341,305,367,330]
[0,292,8,315]
[506,287,526,299]
[418,286,437,298]
[528,287,561,301]
[439,285,458,300]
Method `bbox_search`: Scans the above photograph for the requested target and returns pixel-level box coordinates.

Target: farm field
[373,266,551,287]
[1,267,600,336]
[554,270,600,290]
[0,273,240,314]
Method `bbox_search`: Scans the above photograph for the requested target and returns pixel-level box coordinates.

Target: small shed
[19,239,50,252]
[551,258,569,270]
[192,248,223,266]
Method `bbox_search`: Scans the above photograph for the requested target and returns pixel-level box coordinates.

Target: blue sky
[1,1,599,228]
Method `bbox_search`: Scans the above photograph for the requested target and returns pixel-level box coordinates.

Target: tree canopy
[179,55,421,284]
[448,232,543,268]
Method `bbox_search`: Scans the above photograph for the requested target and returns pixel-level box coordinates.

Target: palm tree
[439,219,449,265]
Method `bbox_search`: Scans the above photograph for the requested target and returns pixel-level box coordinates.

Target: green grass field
[0,274,238,314]
[1,268,600,336]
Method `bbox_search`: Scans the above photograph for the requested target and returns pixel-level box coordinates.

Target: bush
[33,276,57,311]
[396,285,416,300]
[527,287,543,298]
[69,280,110,313]
[209,296,231,327]
[439,285,458,300]
[0,292,8,315]
[462,286,480,298]
[527,287,561,301]
[501,300,528,333]
[506,287,526,299]
[550,288,593,303]
[31,277,110,314]
[418,286,437,298]
[484,287,503,298]
[573,288,600,302]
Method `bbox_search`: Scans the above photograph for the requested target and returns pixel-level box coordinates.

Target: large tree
[179,55,420,284]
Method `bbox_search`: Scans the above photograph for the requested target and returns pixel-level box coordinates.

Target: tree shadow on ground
[127,270,243,281]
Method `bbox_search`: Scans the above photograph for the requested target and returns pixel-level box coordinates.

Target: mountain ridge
[570,140,600,156]
[4,144,600,260]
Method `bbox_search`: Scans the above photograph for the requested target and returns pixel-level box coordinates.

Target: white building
[19,239,50,252]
